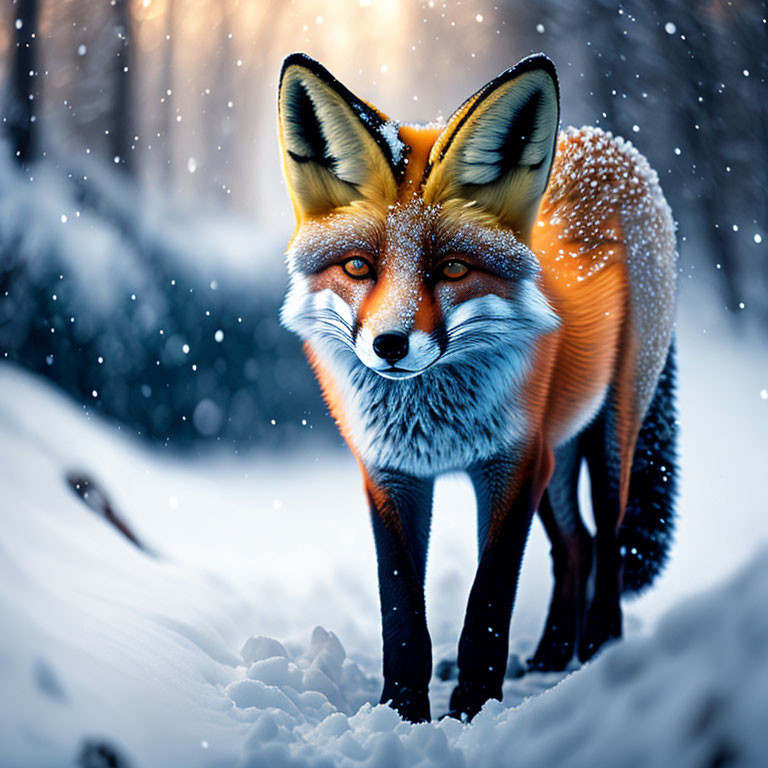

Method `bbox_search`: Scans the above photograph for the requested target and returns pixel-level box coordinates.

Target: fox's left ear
[278,53,401,221]
[424,55,559,241]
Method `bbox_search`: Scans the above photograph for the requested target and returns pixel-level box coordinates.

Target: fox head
[278,53,560,381]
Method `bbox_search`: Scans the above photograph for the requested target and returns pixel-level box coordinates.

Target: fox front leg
[365,469,434,723]
[449,447,552,721]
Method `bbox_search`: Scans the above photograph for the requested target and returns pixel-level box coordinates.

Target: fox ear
[278,54,400,220]
[424,55,559,240]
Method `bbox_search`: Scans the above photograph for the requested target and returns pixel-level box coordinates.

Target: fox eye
[341,255,374,280]
[439,259,470,281]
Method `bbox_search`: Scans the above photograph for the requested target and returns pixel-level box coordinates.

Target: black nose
[373,332,409,364]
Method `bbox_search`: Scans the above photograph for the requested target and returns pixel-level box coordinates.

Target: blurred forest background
[0,0,765,450]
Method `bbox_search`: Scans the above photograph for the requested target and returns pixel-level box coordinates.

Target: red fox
[277,52,678,723]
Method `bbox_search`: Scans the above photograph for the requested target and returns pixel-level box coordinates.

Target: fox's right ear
[424,55,560,242]
[278,54,400,220]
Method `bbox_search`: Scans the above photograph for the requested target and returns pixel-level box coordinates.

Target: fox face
[279,54,561,394]
[282,198,558,381]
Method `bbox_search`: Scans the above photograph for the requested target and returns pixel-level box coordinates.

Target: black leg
[528,490,592,671]
[579,402,624,662]
[366,469,434,722]
[448,452,545,720]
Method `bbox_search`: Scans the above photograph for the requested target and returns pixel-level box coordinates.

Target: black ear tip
[280,53,315,91]
[279,53,335,90]
[514,53,559,87]
[281,52,317,74]
[478,54,559,107]
[520,52,556,69]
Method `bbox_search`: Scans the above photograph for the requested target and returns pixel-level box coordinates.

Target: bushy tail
[620,340,678,595]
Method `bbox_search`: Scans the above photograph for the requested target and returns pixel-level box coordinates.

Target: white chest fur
[321,346,535,476]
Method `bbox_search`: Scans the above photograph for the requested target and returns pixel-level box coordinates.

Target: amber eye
[341,256,374,280]
[439,260,470,281]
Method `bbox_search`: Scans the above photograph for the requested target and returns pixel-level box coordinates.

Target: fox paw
[383,687,431,723]
[528,628,576,672]
[578,602,622,662]
[447,681,501,722]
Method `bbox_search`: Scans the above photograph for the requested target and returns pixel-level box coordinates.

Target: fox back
[277,53,677,722]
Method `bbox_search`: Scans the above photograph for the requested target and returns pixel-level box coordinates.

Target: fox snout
[354,324,443,380]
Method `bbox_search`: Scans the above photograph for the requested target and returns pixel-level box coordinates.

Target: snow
[1,281,768,766]
[378,121,405,166]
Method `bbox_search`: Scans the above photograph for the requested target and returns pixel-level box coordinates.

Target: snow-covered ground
[1,281,767,767]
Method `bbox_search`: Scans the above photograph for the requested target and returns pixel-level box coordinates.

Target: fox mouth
[375,363,435,380]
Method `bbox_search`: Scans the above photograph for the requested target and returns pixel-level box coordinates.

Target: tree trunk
[684,3,741,312]
[112,0,134,175]
[161,0,176,186]
[7,0,39,167]
[585,0,624,135]
[208,0,234,203]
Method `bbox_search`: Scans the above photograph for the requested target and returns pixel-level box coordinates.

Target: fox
[277,52,678,723]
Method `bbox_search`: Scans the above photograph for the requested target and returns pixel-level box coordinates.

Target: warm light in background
[2,0,529,218]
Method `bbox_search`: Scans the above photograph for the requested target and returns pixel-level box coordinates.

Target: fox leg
[578,394,633,662]
[449,444,553,720]
[528,441,592,671]
[365,469,434,723]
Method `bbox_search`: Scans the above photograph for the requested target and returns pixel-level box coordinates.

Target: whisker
[445,320,534,342]
[445,314,516,335]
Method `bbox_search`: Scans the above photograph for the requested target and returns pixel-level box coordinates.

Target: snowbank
[216,558,768,768]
